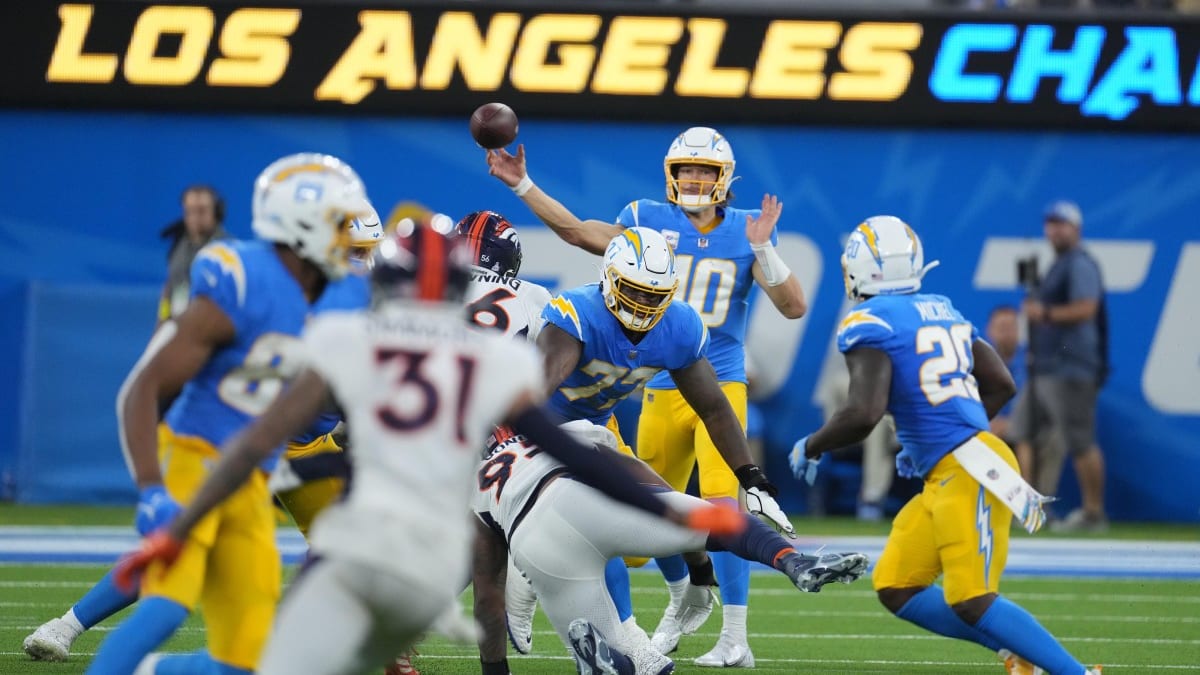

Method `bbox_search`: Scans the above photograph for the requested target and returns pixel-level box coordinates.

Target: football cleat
[693,631,755,669]
[675,582,718,635]
[1000,649,1044,675]
[505,556,537,654]
[23,617,80,661]
[649,612,681,656]
[384,649,420,675]
[778,551,869,593]
[568,619,622,675]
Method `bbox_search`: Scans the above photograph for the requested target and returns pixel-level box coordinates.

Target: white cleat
[632,644,676,675]
[23,617,78,662]
[675,583,717,635]
[505,556,537,654]
[693,631,755,669]
[649,613,681,655]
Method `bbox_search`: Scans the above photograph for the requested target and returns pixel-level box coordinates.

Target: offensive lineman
[488,127,806,666]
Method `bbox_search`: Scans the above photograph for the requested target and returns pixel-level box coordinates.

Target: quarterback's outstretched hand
[486,144,527,188]
[114,531,184,593]
[790,436,820,486]
[745,194,783,246]
[686,502,747,537]
[135,485,181,536]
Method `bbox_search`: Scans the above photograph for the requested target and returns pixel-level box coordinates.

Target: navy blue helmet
[455,210,522,278]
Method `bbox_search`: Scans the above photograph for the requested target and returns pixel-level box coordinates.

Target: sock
[895,586,1002,651]
[721,604,747,643]
[155,651,253,675]
[84,597,188,675]
[72,568,138,629]
[974,596,1087,675]
[656,554,688,584]
[665,578,688,611]
[60,608,85,636]
[604,558,634,623]
[708,514,791,574]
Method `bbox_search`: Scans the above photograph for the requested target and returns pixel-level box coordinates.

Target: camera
[1016,255,1040,292]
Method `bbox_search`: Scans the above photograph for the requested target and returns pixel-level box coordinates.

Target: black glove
[734,464,778,497]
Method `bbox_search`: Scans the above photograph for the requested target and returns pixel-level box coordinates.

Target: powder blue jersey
[541,284,709,425]
[291,272,370,445]
[163,240,366,466]
[837,293,990,479]
[615,199,773,389]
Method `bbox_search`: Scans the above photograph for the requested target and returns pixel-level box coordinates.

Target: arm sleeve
[510,406,668,518]
[540,295,584,341]
[1068,257,1102,303]
[615,201,641,228]
[836,307,894,354]
[190,244,246,333]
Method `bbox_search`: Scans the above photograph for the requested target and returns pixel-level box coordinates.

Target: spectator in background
[158,185,228,321]
[1017,200,1109,533]
[985,305,1024,445]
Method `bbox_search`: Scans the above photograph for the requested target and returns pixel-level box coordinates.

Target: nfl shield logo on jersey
[662,229,680,250]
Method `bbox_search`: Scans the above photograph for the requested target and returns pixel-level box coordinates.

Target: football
[470,102,519,149]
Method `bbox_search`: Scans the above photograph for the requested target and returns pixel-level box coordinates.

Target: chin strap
[919,259,941,278]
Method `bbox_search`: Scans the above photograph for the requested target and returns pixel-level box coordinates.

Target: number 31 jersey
[837,293,989,480]
[300,305,542,576]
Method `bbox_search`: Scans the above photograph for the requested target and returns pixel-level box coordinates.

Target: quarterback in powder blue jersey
[489,127,806,665]
[791,217,1100,675]
[85,153,376,675]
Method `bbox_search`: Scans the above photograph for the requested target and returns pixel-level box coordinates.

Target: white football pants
[257,557,453,675]
[509,478,708,653]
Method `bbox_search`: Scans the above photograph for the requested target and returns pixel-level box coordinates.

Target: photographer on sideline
[1014,201,1109,533]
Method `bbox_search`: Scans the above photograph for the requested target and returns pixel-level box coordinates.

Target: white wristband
[751,242,791,287]
[512,174,534,197]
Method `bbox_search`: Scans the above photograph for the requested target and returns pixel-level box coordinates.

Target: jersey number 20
[916,324,981,405]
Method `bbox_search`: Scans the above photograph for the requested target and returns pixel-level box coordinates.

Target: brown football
[470,102,519,149]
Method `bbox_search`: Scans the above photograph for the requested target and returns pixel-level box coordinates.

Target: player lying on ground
[790,216,1100,675]
[113,225,746,675]
[472,420,868,675]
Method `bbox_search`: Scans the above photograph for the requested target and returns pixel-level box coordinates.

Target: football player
[82,153,374,675]
[487,128,807,666]
[458,210,551,341]
[22,197,381,666]
[113,225,738,675]
[790,216,1100,675]
[473,419,868,675]
[529,227,858,674]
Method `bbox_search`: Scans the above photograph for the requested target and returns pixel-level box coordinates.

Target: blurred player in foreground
[22,205,381,665]
[114,225,740,675]
[790,216,1100,675]
[81,153,374,675]
[488,127,806,667]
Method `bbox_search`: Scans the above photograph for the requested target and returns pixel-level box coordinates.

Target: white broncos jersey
[302,305,542,584]
[473,421,621,539]
[466,266,552,341]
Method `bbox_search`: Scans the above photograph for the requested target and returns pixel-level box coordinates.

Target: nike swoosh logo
[940,474,956,486]
[201,269,218,287]
[844,336,862,348]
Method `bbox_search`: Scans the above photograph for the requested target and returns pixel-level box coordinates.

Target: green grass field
[1,564,1198,674]
[2,505,1197,673]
